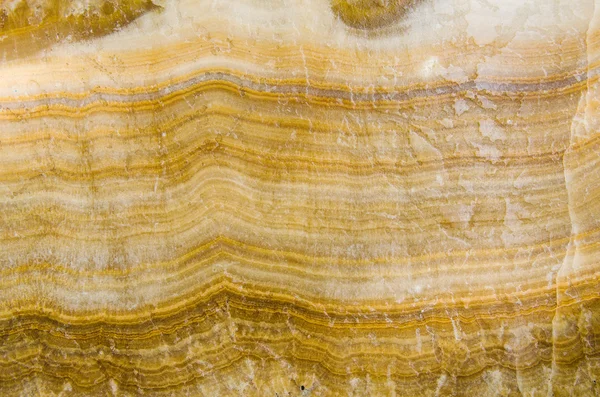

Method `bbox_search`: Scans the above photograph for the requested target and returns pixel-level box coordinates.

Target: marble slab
[0,0,599,395]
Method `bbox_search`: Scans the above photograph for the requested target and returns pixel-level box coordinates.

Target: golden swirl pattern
[0,0,599,395]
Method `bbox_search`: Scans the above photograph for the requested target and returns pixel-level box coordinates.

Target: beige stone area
[0,0,599,395]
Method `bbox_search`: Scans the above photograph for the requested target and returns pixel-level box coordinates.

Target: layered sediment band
[1,0,599,395]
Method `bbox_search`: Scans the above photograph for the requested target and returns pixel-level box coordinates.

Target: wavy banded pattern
[1,0,600,395]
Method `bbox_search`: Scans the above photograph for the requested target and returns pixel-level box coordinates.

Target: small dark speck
[301,385,305,390]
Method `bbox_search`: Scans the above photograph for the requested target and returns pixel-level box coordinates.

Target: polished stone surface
[0,0,599,395]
